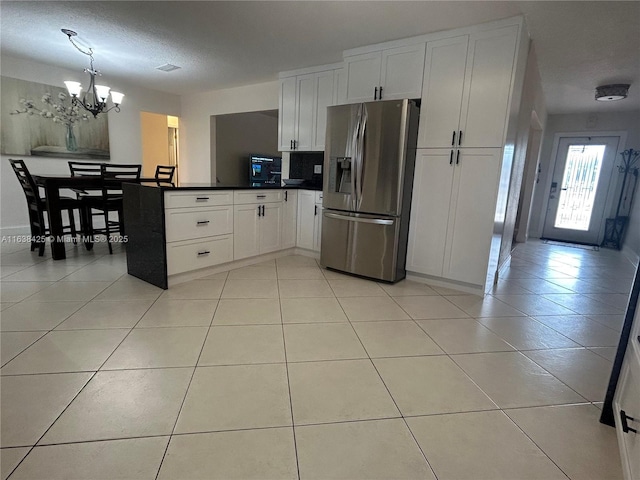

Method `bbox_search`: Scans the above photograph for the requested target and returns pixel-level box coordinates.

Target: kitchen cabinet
[407,148,501,286]
[282,189,298,249]
[343,43,425,103]
[296,190,322,252]
[233,190,283,260]
[278,68,336,152]
[417,25,519,148]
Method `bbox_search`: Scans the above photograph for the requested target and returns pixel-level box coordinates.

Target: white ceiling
[1,1,639,114]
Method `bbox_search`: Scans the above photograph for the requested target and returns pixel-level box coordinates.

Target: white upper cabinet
[344,43,426,103]
[418,25,519,148]
[278,66,339,152]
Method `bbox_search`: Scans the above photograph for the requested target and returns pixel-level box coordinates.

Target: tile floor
[0,239,635,479]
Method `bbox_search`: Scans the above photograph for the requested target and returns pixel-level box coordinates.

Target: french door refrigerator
[320,99,419,282]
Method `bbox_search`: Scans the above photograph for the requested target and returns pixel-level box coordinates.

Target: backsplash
[289,151,324,189]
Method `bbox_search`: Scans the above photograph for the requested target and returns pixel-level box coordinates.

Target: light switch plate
[314,165,322,174]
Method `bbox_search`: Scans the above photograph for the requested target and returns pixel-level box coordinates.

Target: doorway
[542,136,619,245]
[140,112,180,182]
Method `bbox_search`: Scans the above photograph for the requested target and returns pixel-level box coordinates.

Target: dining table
[33,174,161,260]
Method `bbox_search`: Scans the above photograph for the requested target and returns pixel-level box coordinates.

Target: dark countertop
[137,181,323,191]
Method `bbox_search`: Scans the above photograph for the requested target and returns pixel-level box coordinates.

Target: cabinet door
[281,190,298,249]
[233,204,260,260]
[406,149,455,277]
[295,74,316,151]
[313,70,335,151]
[313,202,322,252]
[380,43,426,100]
[278,77,297,151]
[260,203,283,254]
[344,52,381,103]
[614,356,640,480]
[417,36,468,148]
[444,148,501,285]
[459,25,518,148]
[296,190,316,250]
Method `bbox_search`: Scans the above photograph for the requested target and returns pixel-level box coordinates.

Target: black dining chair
[81,163,141,254]
[155,165,176,184]
[10,159,81,256]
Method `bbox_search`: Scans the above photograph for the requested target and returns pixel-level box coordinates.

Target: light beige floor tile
[41,368,192,444]
[416,319,515,354]
[228,265,277,280]
[1,266,28,280]
[2,263,83,282]
[92,276,163,301]
[296,419,435,480]
[199,325,285,365]
[56,299,154,330]
[288,359,400,425]
[11,437,169,480]
[352,321,443,357]
[407,411,567,480]
[59,262,126,282]
[444,294,526,317]
[531,315,622,347]
[586,313,625,332]
[328,278,387,297]
[200,271,228,281]
[1,372,92,447]
[584,293,630,310]
[429,285,469,295]
[1,447,30,480]
[506,404,623,480]
[394,296,469,319]
[276,266,325,279]
[25,281,113,303]
[374,356,496,416]
[453,351,586,408]
[102,327,208,369]
[212,298,281,325]
[0,302,16,311]
[509,277,575,294]
[321,268,352,280]
[542,293,624,315]
[588,346,617,362]
[0,251,48,267]
[276,255,318,267]
[158,428,297,480]
[159,279,225,299]
[2,329,128,375]
[136,299,216,327]
[378,280,439,296]
[278,279,333,298]
[1,331,46,365]
[281,297,347,323]
[523,348,613,401]
[338,296,410,321]
[488,280,534,295]
[284,323,367,362]
[222,278,279,298]
[0,281,54,302]
[1,301,84,331]
[492,294,578,316]
[477,316,581,350]
[175,364,291,433]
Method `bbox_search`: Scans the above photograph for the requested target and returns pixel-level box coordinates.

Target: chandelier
[61,29,124,117]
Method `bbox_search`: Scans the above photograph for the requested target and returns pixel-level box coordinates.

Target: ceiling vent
[156,63,181,72]
[595,84,630,102]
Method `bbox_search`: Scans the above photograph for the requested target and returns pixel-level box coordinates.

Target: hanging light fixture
[61,29,124,117]
[595,84,630,102]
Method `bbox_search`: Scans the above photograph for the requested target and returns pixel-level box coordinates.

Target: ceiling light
[595,84,630,102]
[156,63,181,72]
[61,29,124,117]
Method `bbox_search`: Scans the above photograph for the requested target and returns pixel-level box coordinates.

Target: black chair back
[101,164,142,197]
[155,165,176,183]
[69,161,102,176]
[10,159,41,207]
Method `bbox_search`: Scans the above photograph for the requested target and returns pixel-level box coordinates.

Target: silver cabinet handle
[196,220,210,226]
[324,212,394,225]
[197,250,210,256]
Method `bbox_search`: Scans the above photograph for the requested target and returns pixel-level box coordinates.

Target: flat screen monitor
[250,154,281,184]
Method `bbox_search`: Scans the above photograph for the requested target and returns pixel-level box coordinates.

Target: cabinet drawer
[166,235,233,275]
[234,190,283,205]
[315,191,323,204]
[165,206,233,243]
[165,190,233,209]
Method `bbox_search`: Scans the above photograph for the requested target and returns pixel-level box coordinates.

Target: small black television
[250,154,281,185]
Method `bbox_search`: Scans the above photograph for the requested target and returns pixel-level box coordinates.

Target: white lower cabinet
[167,235,233,275]
[296,190,322,252]
[233,197,283,260]
[282,190,298,249]
[407,148,501,287]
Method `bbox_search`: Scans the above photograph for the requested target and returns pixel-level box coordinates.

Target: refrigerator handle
[355,104,367,210]
[325,212,394,225]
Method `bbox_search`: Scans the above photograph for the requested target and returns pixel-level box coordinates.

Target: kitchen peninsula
[123,182,322,289]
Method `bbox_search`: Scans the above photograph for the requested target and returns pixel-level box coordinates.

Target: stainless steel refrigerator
[320,99,420,282]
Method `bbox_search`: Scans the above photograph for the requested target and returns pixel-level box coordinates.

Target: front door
[542,136,619,245]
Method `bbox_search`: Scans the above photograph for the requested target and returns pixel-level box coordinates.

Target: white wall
[179,81,279,184]
[529,110,640,257]
[0,55,181,235]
